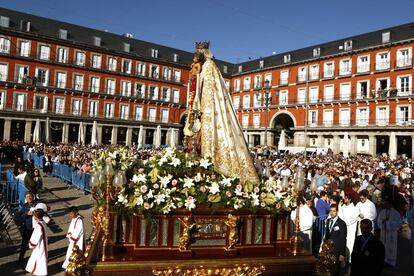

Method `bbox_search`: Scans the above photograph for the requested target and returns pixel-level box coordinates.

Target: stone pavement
[0,168,94,275]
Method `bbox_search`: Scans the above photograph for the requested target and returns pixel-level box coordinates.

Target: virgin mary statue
[184,42,259,184]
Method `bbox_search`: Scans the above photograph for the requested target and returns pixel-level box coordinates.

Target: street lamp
[255,80,272,146]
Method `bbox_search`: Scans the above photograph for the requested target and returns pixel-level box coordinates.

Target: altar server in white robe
[377,199,401,267]
[408,205,414,266]
[339,193,359,263]
[290,198,314,252]
[62,206,84,269]
[355,190,376,234]
[26,209,48,276]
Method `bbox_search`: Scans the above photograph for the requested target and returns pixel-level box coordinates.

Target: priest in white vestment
[26,209,48,276]
[355,190,376,234]
[62,206,84,269]
[290,200,314,252]
[377,199,401,267]
[338,194,358,263]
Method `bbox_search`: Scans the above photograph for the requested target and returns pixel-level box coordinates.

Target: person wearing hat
[25,208,48,276]
[62,206,84,269]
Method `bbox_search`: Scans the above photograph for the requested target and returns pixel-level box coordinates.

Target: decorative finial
[195,41,210,50]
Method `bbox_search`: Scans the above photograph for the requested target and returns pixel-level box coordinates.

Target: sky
[1,0,414,63]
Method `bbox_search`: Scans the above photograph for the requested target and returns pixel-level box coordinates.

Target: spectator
[18,191,37,265]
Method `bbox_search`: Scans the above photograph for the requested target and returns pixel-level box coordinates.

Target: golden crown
[195,41,210,50]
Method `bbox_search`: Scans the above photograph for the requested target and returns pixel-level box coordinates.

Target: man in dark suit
[324,204,347,275]
[351,219,385,276]
[18,191,37,265]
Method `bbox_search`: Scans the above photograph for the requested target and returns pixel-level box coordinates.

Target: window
[279,90,288,105]
[148,107,156,122]
[54,97,65,114]
[73,74,84,90]
[162,67,172,81]
[0,63,7,81]
[120,105,129,120]
[265,73,272,85]
[122,59,132,74]
[324,85,334,102]
[150,64,159,78]
[135,106,143,120]
[309,87,319,103]
[234,79,240,92]
[0,36,10,53]
[88,101,98,117]
[243,95,250,108]
[14,93,27,111]
[259,60,264,69]
[242,114,249,128]
[297,88,306,104]
[313,48,320,57]
[93,36,101,47]
[39,45,50,60]
[356,80,369,99]
[151,49,158,58]
[309,64,319,80]
[90,77,100,92]
[135,83,145,98]
[16,65,28,83]
[339,59,351,75]
[35,68,49,86]
[107,57,117,71]
[397,48,412,67]
[56,28,67,40]
[72,99,82,116]
[91,54,102,69]
[19,40,30,57]
[397,105,410,125]
[356,108,369,126]
[357,55,370,73]
[149,85,159,100]
[254,75,262,89]
[233,96,240,110]
[280,70,288,85]
[376,52,390,70]
[57,47,68,63]
[340,83,351,100]
[161,87,170,101]
[339,108,350,126]
[382,32,390,43]
[0,16,9,27]
[161,109,169,123]
[123,43,130,53]
[376,106,389,125]
[376,78,390,97]
[173,69,181,82]
[224,79,230,90]
[33,95,45,110]
[253,94,261,108]
[344,40,352,51]
[238,65,242,73]
[106,79,115,94]
[243,77,250,90]
[223,65,228,74]
[298,67,307,82]
[56,72,67,88]
[323,110,333,126]
[137,62,146,76]
[172,89,179,103]
[308,110,318,127]
[121,81,131,96]
[284,54,291,63]
[253,114,260,128]
[0,91,4,110]
[173,54,179,62]
[323,62,334,78]
[104,103,114,118]
[397,75,411,95]
[75,51,86,66]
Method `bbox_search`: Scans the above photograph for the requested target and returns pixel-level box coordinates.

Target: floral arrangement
[101,147,295,215]
[92,146,135,172]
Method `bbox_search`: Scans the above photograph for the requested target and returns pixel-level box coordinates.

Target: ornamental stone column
[350,134,357,155]
[111,126,118,145]
[62,123,69,144]
[96,124,103,145]
[332,135,340,154]
[368,135,376,157]
[3,118,11,141]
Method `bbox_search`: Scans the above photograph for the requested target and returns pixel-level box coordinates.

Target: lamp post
[256,80,272,146]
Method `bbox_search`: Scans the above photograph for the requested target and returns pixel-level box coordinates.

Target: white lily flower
[132,174,147,184]
[136,195,144,206]
[147,189,154,199]
[165,147,175,157]
[184,196,196,211]
[220,177,233,187]
[208,182,220,195]
[159,174,172,187]
[183,177,194,189]
[199,158,211,169]
[154,194,166,205]
[158,156,168,166]
[117,193,128,204]
[169,157,181,167]
[186,161,194,168]
[250,193,260,206]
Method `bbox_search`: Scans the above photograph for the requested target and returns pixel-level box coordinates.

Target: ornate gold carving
[195,41,210,50]
[224,214,239,250]
[178,215,196,251]
[66,244,89,276]
[316,239,337,276]
[152,264,265,276]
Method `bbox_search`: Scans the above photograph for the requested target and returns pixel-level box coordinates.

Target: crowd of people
[2,141,414,275]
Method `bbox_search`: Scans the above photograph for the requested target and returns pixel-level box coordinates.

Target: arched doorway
[271,113,295,146]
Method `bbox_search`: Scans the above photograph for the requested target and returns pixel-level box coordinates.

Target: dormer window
[259,60,264,69]
[284,54,291,63]
[223,65,228,74]
[123,42,130,52]
[344,40,352,51]
[313,47,320,57]
[59,29,67,40]
[173,53,179,62]
[382,32,390,43]
[93,36,101,47]
[238,65,242,73]
[151,48,158,58]
[0,16,9,28]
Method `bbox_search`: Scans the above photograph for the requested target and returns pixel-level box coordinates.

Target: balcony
[309,72,319,81]
[339,68,351,76]
[375,60,390,71]
[396,58,412,68]
[323,70,334,79]
[356,64,370,74]
[297,75,307,83]
[279,78,288,86]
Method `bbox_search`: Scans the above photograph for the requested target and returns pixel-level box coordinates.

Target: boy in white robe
[377,199,401,267]
[339,194,358,263]
[62,206,84,269]
[290,198,314,252]
[25,209,48,276]
[356,190,376,234]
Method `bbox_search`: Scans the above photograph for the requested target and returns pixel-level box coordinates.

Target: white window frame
[279,90,288,105]
[57,46,68,63]
[339,108,350,126]
[120,80,132,96]
[35,67,49,87]
[376,106,389,126]
[56,71,67,89]
[339,59,352,75]
[137,62,146,76]
[356,80,370,99]
[0,63,8,81]
[356,107,369,126]
[323,109,333,126]
[149,64,160,79]
[173,69,181,82]
[357,55,370,73]
[71,98,82,116]
[107,56,117,71]
[73,74,84,91]
[308,110,318,127]
[243,77,251,90]
[309,86,319,103]
[233,96,240,110]
[14,92,27,111]
[148,107,156,122]
[298,67,307,82]
[18,40,30,57]
[234,79,240,92]
[135,106,143,121]
[91,53,102,69]
[38,44,50,60]
[0,36,11,53]
[280,70,288,85]
[90,76,100,93]
[149,85,159,100]
[242,114,249,128]
[323,61,334,78]
[340,82,351,100]
[172,89,179,103]
[160,108,169,123]
[88,100,99,117]
[106,78,116,95]
[104,102,115,118]
[309,64,319,80]
[324,84,334,102]
[243,95,250,108]
[253,114,260,128]
[375,52,390,71]
[161,87,171,101]
[75,50,86,66]
[254,75,262,89]
[397,74,411,95]
[53,97,65,114]
[396,105,411,125]
[0,90,5,110]
[297,88,306,104]
[135,82,145,98]
[120,104,130,120]
[396,47,412,68]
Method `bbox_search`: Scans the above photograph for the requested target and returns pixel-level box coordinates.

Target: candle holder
[102,160,114,261]
[290,167,304,255]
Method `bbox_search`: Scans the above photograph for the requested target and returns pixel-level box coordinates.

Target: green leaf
[149,168,159,183]
[208,194,221,203]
